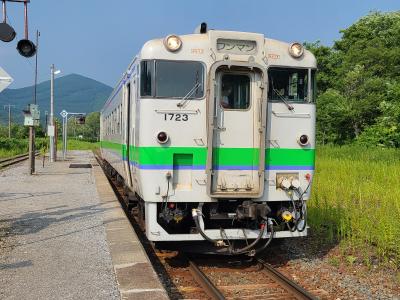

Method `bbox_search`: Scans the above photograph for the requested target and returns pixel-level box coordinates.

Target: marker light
[305,173,311,182]
[164,35,182,52]
[157,131,169,144]
[298,134,309,146]
[289,42,304,58]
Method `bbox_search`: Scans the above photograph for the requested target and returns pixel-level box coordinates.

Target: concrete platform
[0,151,168,300]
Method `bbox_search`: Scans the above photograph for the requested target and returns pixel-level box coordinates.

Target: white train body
[100,26,316,253]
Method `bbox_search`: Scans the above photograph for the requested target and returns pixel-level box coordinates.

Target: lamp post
[49,64,61,162]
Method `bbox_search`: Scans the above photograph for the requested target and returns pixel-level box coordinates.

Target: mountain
[0,74,112,124]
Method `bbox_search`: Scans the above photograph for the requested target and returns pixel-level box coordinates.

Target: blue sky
[1,0,399,88]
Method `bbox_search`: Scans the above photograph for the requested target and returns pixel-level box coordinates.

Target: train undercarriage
[102,159,308,256]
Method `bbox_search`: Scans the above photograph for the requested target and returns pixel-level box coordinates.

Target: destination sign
[216,38,257,55]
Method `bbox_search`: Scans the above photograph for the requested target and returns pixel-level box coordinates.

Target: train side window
[140,61,153,97]
[220,74,250,109]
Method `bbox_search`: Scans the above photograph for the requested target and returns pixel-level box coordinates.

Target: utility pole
[49,65,61,162]
[3,104,15,138]
[50,64,55,162]
[28,29,39,175]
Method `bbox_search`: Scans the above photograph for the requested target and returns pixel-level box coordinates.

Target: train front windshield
[140,60,204,99]
[268,68,316,102]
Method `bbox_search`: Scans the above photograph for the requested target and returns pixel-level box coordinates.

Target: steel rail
[0,151,39,168]
[188,260,226,300]
[257,258,318,300]
[0,152,29,164]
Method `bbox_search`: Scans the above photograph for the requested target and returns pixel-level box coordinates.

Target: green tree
[306,11,400,146]
[67,112,100,142]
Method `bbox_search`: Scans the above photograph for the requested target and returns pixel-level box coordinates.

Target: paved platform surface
[0,151,168,300]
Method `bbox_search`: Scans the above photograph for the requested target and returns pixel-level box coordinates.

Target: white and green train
[100,23,316,255]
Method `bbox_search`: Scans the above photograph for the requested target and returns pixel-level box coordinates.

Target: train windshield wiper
[271,79,294,111]
[177,79,201,107]
[273,88,294,111]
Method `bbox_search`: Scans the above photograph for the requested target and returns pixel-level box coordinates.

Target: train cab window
[268,68,313,102]
[155,61,204,99]
[220,74,250,109]
[140,60,204,99]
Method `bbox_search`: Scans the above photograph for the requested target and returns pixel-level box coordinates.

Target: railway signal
[17,38,36,57]
[16,0,35,57]
[0,0,36,57]
[0,0,16,42]
[76,116,85,125]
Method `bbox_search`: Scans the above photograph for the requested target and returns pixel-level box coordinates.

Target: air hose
[284,184,310,233]
[254,219,274,254]
[229,222,266,255]
[192,209,273,255]
[192,209,218,244]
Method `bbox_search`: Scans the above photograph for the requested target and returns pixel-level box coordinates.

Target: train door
[123,82,133,187]
[128,74,137,185]
[207,66,266,197]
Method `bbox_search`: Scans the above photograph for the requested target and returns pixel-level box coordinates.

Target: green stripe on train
[100,141,315,166]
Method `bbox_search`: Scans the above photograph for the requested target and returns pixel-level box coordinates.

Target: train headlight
[157,131,169,144]
[289,42,304,58]
[164,35,182,52]
[298,134,309,146]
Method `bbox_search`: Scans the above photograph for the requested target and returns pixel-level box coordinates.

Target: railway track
[160,254,323,300]
[0,152,38,169]
[95,153,325,300]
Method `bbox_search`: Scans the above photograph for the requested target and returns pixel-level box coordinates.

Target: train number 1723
[163,113,189,121]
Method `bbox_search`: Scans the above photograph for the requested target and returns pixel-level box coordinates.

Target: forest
[306,11,400,147]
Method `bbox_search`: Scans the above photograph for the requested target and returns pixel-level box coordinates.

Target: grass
[58,139,99,151]
[0,137,98,159]
[309,145,400,266]
[0,138,47,159]
[0,138,28,158]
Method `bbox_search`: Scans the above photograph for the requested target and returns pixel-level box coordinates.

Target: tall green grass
[0,138,97,159]
[58,139,99,151]
[309,145,400,264]
[0,138,47,158]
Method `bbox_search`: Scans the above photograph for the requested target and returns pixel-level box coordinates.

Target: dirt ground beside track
[259,231,400,300]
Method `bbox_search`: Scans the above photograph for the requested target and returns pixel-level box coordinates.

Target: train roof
[139,29,317,69]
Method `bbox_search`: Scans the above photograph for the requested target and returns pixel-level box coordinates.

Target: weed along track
[96,153,327,300]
